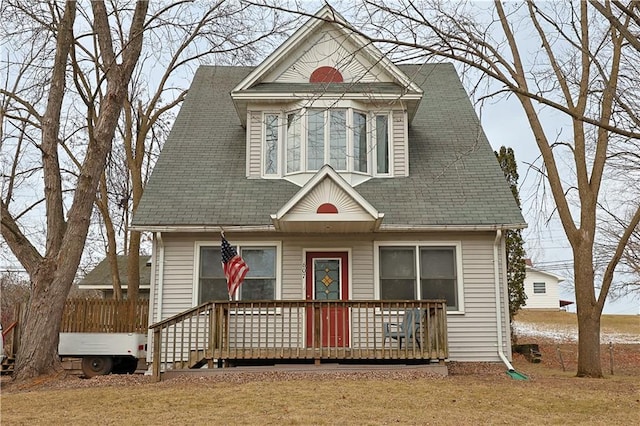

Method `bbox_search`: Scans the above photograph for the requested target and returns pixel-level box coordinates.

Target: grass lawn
[1,313,638,425]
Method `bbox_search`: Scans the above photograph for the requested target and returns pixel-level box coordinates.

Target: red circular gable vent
[309,66,343,83]
[317,203,339,214]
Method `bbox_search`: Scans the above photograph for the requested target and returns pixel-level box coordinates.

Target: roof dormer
[231,6,423,127]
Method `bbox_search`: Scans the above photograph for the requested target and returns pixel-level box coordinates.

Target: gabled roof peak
[231,6,422,93]
[271,165,384,233]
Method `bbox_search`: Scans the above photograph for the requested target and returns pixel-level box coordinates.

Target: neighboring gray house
[78,255,151,299]
[132,6,525,370]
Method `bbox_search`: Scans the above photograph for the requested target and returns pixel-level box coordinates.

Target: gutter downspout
[156,232,165,323]
[494,230,528,379]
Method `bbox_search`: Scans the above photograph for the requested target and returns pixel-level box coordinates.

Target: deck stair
[1,356,15,374]
[189,349,210,368]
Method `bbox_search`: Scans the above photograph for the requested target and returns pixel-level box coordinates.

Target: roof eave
[130,222,527,233]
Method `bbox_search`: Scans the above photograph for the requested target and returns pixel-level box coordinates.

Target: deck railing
[150,300,448,380]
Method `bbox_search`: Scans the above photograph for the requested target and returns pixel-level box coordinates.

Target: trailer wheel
[82,356,113,378]
[123,357,138,374]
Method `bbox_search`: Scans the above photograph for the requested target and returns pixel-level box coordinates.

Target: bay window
[263,107,390,177]
[378,244,462,311]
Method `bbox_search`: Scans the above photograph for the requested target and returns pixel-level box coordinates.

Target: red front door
[305,252,349,347]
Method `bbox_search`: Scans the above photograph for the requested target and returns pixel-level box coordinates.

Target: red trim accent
[309,66,343,83]
[317,203,338,214]
[305,252,350,348]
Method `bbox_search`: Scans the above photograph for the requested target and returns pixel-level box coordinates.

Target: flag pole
[221,228,231,301]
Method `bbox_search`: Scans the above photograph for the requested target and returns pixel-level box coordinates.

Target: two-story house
[132,6,525,376]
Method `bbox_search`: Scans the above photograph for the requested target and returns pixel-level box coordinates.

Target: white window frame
[193,240,282,305]
[374,241,465,314]
[262,112,281,176]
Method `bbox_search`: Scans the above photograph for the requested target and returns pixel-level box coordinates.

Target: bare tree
[1,1,148,381]
[254,1,640,377]
[1,0,290,380]
[96,1,286,302]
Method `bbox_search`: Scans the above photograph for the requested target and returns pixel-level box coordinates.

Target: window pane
[353,111,367,172]
[286,112,301,173]
[381,279,416,299]
[329,110,346,170]
[200,247,223,277]
[420,248,455,278]
[199,247,227,302]
[200,278,229,302]
[380,247,415,278]
[380,247,416,300]
[240,247,276,300]
[264,114,279,175]
[421,279,457,309]
[376,115,389,174]
[241,248,276,278]
[307,109,325,170]
[241,279,275,300]
[420,247,457,309]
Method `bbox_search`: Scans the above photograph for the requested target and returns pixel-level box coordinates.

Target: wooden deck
[150,300,448,380]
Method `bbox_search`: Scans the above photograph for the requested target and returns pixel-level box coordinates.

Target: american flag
[221,234,249,299]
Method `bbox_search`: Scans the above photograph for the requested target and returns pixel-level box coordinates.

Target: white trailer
[59,332,147,377]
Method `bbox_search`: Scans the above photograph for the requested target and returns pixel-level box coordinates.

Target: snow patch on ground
[512,322,640,344]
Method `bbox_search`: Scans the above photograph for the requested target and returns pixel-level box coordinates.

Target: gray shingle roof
[79,255,152,287]
[133,63,525,228]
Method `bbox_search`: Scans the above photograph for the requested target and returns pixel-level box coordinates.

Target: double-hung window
[378,244,462,311]
[197,244,277,302]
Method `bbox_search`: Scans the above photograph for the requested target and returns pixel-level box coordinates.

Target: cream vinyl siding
[150,231,510,363]
[158,236,197,318]
[392,110,407,177]
[523,268,561,310]
[247,111,263,177]
[447,237,508,362]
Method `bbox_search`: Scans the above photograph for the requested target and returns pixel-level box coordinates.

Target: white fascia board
[273,165,380,220]
[525,266,565,282]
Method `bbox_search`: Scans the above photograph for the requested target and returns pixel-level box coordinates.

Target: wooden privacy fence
[150,300,448,380]
[61,298,149,333]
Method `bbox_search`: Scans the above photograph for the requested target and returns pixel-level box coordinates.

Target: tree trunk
[12,260,74,380]
[98,173,123,300]
[127,232,141,302]
[573,243,603,377]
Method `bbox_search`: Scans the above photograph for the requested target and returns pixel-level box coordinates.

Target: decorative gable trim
[232,6,422,94]
[271,164,384,233]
